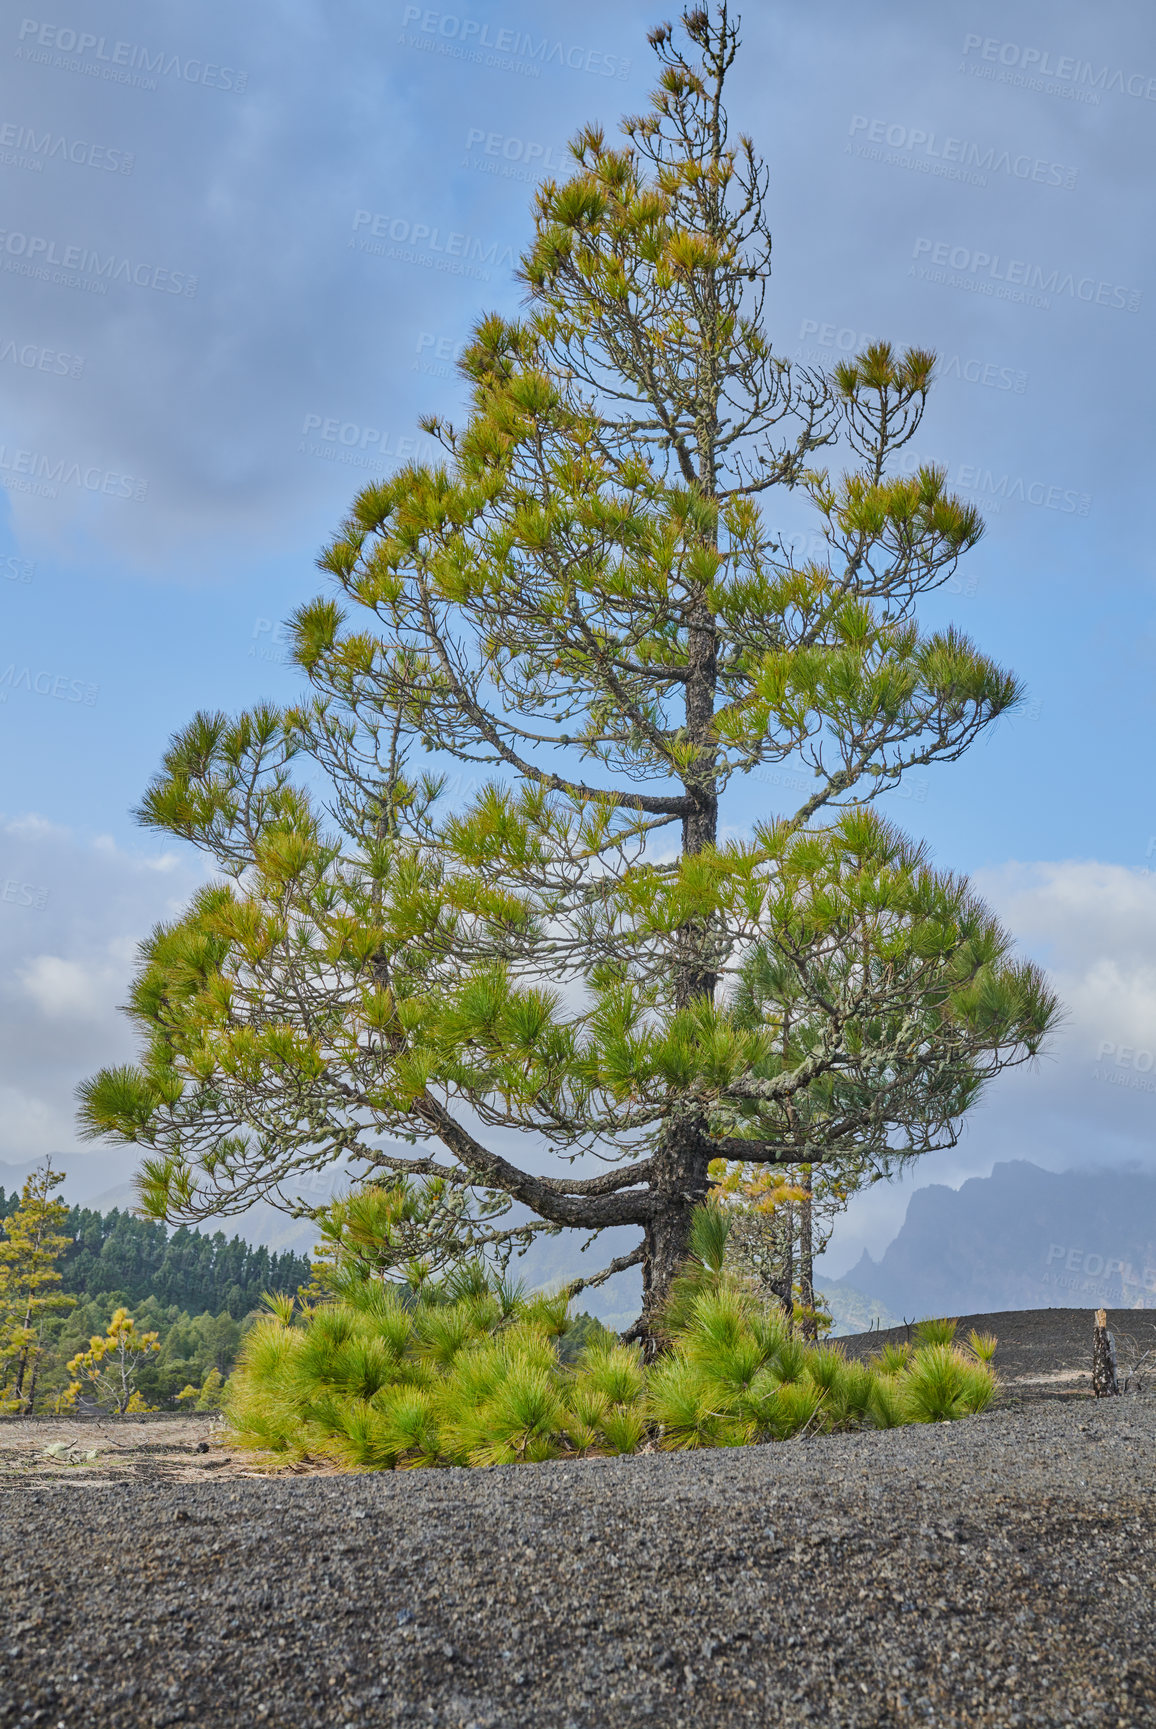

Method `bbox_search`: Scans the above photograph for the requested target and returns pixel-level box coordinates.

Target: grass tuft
[914,1316,958,1348]
[967,1328,998,1365]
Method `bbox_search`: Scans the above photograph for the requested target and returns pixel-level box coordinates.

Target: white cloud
[91,834,183,872]
[975,859,1156,972]
[0,816,209,1166]
[2,814,72,843]
[0,1086,60,1159]
[974,860,1156,1066]
[823,860,1156,1275]
[19,946,134,1022]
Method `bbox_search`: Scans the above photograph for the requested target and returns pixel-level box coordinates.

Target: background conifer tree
[0,1163,75,1413]
[62,1307,161,1415]
[79,5,1057,1342]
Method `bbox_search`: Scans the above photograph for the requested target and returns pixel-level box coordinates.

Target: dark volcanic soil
[1,1313,1154,1728]
[842,1306,1156,1400]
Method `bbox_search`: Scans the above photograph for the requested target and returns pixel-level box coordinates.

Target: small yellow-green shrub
[225,1203,998,1471]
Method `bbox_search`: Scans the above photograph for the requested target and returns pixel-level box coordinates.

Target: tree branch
[417,1093,651,1227]
[563,1244,645,1299]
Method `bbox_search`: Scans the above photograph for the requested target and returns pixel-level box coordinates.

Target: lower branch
[563,1244,645,1300]
[419,1093,651,1228]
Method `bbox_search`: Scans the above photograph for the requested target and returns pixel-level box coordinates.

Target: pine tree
[53,1202,310,1316]
[63,1307,161,1415]
[711,1161,845,1337]
[0,1162,76,1413]
[78,6,1057,1343]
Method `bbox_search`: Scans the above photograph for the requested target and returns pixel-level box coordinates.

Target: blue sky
[2,0,1155,1281]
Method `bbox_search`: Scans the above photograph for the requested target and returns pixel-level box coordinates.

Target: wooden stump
[1092,1307,1119,1398]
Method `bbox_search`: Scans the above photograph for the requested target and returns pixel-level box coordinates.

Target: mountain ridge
[845,1159,1156,1318]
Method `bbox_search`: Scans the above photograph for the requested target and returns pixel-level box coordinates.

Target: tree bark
[10,1310,32,1409]
[779,1210,795,1324]
[631,534,720,1335]
[797,1171,816,1340]
[634,1116,712,1350]
[1092,1308,1118,1397]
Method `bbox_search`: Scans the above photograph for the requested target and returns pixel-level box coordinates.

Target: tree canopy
[79,4,1057,1340]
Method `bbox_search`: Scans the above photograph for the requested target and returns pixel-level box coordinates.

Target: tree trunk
[778,1207,795,1324]
[1092,1308,1118,1397]
[633,1117,712,1351]
[10,1328,31,1409]
[632,564,719,1344]
[797,1170,816,1340]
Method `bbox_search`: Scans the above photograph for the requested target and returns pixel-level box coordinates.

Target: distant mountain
[817,1281,897,1338]
[0,1150,141,1211]
[845,1160,1156,1320]
[508,1227,642,1331]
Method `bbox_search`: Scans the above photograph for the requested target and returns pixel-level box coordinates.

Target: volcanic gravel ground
[2,1389,1155,1728]
[842,1308,1156,1400]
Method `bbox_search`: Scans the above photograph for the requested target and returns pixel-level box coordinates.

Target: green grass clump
[225,1194,999,1472]
[872,1339,913,1376]
[914,1316,958,1347]
[902,1343,997,1421]
[967,1328,998,1365]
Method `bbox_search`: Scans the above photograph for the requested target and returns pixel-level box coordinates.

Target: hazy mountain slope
[845,1160,1156,1319]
